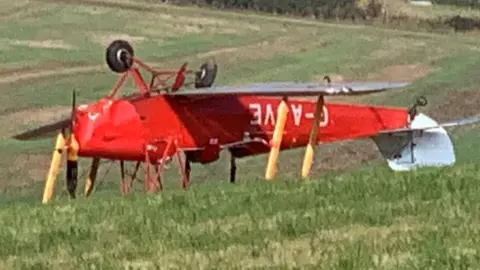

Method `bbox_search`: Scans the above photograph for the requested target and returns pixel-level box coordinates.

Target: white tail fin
[372,113,480,171]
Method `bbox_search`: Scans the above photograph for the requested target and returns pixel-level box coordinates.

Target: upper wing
[12,118,70,141]
[167,81,410,96]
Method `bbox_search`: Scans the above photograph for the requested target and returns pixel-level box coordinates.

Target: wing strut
[265,97,289,180]
[301,95,324,178]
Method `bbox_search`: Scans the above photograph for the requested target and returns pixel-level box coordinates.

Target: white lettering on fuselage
[291,104,302,126]
[248,102,328,127]
[265,104,275,125]
[249,103,261,125]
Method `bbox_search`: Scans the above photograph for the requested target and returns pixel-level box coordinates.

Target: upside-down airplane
[13,39,480,203]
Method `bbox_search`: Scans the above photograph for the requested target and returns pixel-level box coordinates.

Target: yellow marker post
[265,98,289,180]
[301,95,324,178]
[85,158,100,197]
[42,132,65,204]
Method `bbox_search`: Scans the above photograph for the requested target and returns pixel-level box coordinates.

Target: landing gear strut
[230,154,236,183]
[185,157,191,183]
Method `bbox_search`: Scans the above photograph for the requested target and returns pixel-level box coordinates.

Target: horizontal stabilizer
[380,114,480,135]
[167,81,409,96]
[371,113,480,171]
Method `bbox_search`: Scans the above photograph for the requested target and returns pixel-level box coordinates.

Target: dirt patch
[89,32,147,47]
[366,63,432,83]
[8,39,75,50]
[0,106,71,137]
[310,139,383,175]
[429,90,480,122]
[0,66,36,77]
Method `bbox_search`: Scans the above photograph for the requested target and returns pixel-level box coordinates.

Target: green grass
[0,0,480,268]
[2,164,480,269]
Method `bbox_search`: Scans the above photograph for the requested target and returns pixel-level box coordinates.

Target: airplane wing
[12,118,70,141]
[167,81,410,96]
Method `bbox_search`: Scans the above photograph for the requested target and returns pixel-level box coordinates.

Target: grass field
[1,0,480,268]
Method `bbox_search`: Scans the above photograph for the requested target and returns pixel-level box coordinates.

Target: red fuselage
[73,94,408,163]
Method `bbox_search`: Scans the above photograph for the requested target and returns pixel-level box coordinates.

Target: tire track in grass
[0,65,104,85]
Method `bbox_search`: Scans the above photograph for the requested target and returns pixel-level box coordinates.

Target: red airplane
[13,39,480,203]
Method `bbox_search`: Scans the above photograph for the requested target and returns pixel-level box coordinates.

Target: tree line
[162,0,480,32]
[171,0,384,21]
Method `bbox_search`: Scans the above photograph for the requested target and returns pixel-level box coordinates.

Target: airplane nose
[72,113,88,147]
[73,103,102,147]
[73,99,145,150]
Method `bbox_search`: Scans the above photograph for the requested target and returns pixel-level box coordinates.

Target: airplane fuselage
[73,94,409,163]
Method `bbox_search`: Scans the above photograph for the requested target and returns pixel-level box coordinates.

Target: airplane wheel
[416,96,428,107]
[195,60,217,88]
[106,39,134,73]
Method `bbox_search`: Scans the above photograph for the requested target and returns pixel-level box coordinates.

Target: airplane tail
[371,113,480,171]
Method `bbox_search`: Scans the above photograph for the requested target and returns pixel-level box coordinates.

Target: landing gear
[195,59,217,88]
[106,39,134,73]
[185,157,191,184]
[230,155,236,183]
[66,160,78,199]
[408,96,428,122]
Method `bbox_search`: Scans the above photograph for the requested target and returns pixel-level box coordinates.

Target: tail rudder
[372,113,480,171]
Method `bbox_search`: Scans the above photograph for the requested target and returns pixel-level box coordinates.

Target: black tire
[416,96,428,107]
[106,39,134,73]
[195,60,217,88]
